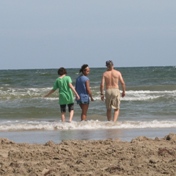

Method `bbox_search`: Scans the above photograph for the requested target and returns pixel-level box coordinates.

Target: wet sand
[0,133,176,176]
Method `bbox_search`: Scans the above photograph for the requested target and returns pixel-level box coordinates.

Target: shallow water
[0,66,176,143]
[1,128,176,144]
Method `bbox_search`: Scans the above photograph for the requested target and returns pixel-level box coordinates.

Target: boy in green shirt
[44,67,79,122]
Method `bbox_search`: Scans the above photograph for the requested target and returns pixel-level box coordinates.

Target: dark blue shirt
[75,75,89,95]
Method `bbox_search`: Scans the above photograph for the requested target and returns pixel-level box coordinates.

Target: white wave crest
[1,88,176,101]
[0,120,176,131]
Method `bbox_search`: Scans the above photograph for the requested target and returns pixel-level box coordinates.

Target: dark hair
[106,60,113,67]
[58,67,67,76]
[79,64,88,73]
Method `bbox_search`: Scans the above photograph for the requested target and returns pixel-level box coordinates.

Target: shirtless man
[100,60,126,122]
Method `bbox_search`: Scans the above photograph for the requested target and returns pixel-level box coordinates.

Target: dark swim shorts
[60,103,74,112]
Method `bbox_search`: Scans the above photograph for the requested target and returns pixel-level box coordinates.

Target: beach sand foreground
[0,133,176,176]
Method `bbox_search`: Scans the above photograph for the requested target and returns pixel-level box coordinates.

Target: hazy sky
[0,0,176,69]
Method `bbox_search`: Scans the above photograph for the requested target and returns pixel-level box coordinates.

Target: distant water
[0,66,176,143]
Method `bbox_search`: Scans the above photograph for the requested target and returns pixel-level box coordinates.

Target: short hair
[106,60,113,67]
[79,64,88,73]
[58,67,67,75]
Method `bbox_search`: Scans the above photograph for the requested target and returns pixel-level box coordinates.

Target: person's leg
[112,89,120,122]
[60,105,66,122]
[105,90,112,121]
[106,108,112,121]
[61,112,66,122]
[79,104,89,121]
[68,110,74,122]
[109,89,120,122]
[113,109,120,122]
[68,104,74,122]
[79,104,83,119]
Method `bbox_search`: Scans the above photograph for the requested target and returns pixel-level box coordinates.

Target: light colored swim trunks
[105,89,120,109]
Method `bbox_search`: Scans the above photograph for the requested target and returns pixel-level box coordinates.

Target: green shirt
[53,76,74,105]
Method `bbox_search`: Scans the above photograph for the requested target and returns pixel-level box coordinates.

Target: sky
[0,0,176,69]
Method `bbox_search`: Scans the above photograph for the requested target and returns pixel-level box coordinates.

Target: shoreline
[0,133,176,175]
[1,127,176,144]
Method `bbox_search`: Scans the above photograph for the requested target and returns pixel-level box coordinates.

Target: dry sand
[0,133,176,176]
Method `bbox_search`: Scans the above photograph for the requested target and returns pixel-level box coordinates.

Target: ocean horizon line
[0,65,175,71]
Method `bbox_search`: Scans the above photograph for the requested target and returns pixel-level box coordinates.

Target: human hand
[100,95,104,101]
[122,92,125,97]
[76,95,80,100]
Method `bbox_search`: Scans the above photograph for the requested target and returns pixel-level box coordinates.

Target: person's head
[106,60,114,69]
[58,67,67,76]
[79,64,90,76]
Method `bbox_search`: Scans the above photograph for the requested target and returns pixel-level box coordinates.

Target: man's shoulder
[113,69,121,74]
[103,71,108,76]
[103,69,120,74]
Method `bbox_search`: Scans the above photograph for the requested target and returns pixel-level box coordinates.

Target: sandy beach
[0,133,176,176]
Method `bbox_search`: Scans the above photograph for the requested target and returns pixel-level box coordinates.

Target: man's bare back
[101,68,125,94]
[103,69,122,89]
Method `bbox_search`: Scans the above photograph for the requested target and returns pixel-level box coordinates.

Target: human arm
[69,83,80,100]
[119,73,126,97]
[85,80,94,101]
[44,89,55,97]
[100,74,105,101]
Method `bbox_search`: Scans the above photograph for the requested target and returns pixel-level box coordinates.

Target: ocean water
[0,66,176,143]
